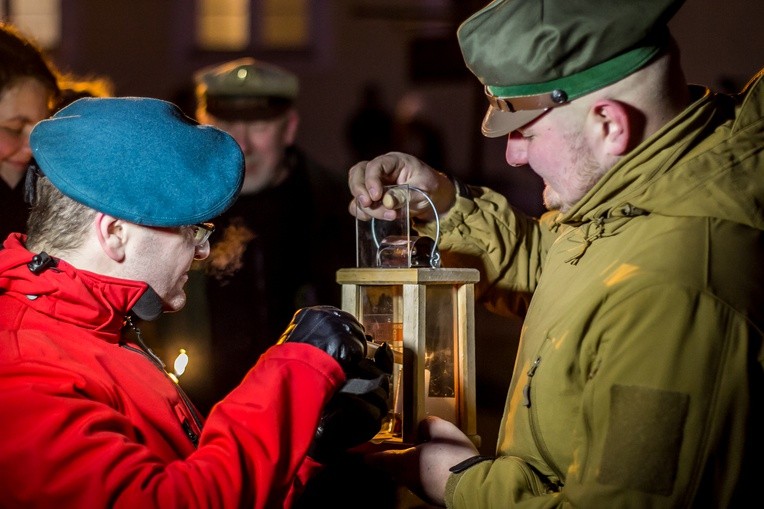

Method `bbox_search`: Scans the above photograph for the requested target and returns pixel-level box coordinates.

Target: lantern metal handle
[371,185,441,269]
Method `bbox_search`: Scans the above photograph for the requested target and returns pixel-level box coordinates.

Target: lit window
[196,0,309,52]
[197,0,250,51]
[261,0,308,49]
[1,0,61,49]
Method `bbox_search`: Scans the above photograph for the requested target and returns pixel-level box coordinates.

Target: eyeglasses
[187,222,215,246]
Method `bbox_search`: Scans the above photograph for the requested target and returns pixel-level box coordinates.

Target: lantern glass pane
[360,285,403,440]
[424,285,457,422]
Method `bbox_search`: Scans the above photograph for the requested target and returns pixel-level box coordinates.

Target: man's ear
[586,99,632,158]
[283,108,300,146]
[94,213,127,262]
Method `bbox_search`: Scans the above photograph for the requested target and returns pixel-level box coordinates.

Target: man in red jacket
[0,97,388,508]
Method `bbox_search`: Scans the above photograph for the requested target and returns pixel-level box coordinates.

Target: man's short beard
[543,132,610,213]
[542,184,563,211]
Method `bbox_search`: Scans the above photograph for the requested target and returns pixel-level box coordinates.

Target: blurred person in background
[345,81,395,163]
[190,58,355,415]
[392,90,446,170]
[0,21,59,241]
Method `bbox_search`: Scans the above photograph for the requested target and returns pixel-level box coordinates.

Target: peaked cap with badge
[194,57,299,121]
[458,0,687,137]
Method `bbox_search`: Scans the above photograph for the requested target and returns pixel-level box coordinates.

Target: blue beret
[30,97,244,227]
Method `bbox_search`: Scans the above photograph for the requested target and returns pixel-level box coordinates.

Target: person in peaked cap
[178,58,355,416]
[197,57,299,126]
[347,0,763,507]
[0,97,390,508]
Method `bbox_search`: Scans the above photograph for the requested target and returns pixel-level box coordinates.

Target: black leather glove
[309,342,394,464]
[277,306,368,373]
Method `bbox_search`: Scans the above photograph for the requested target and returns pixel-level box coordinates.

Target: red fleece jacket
[0,234,345,508]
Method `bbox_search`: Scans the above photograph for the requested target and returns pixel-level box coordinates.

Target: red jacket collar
[0,234,148,339]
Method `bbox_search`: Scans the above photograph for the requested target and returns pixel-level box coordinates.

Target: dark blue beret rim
[33,147,243,227]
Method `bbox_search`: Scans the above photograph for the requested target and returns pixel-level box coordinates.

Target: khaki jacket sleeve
[416,186,559,317]
[445,456,561,507]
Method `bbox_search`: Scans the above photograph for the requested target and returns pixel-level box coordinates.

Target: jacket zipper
[523,344,566,484]
[122,316,203,447]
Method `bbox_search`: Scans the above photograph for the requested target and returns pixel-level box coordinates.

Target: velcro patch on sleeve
[597,384,689,495]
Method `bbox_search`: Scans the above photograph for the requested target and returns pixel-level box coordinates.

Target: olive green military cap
[458,0,686,137]
[195,58,299,121]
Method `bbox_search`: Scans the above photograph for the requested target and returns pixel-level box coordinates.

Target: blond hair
[26,177,95,254]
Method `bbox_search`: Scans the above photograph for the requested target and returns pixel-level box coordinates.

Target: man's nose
[505,131,529,167]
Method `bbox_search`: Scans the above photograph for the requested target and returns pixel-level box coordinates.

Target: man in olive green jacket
[347,0,763,507]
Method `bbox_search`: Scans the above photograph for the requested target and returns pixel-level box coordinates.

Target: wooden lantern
[339,185,480,446]
[336,267,480,446]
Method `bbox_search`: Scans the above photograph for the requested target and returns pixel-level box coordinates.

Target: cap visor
[481,105,547,138]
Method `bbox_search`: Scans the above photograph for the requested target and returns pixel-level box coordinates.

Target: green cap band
[487,43,663,102]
